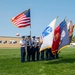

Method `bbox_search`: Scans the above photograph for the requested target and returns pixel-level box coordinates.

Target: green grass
[0,47,75,75]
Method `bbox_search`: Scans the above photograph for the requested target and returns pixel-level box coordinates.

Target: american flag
[11,9,31,28]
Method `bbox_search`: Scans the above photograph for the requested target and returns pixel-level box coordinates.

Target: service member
[32,36,37,61]
[19,36,26,63]
[36,37,41,61]
[26,36,33,61]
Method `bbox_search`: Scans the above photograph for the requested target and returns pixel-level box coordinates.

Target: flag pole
[64,16,67,20]
[30,20,31,37]
[30,9,31,38]
[28,4,31,37]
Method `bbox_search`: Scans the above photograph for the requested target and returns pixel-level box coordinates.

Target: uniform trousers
[49,48,55,60]
[21,47,26,62]
[36,46,40,61]
[46,49,50,60]
[27,46,32,61]
[32,47,36,61]
[41,50,44,60]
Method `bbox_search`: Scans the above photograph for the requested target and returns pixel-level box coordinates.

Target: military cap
[37,37,40,39]
[27,35,31,37]
[32,36,36,38]
[21,36,25,38]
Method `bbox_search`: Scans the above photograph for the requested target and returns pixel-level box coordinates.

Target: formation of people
[19,35,59,63]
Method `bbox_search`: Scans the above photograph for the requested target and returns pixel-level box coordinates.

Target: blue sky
[0,0,75,37]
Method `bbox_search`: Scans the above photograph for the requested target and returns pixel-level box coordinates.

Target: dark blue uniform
[27,40,33,62]
[32,40,36,61]
[46,48,49,60]
[49,48,55,60]
[20,47,26,62]
[31,36,38,61]
[19,36,26,62]
[36,41,41,61]
[55,51,59,59]
[41,50,44,60]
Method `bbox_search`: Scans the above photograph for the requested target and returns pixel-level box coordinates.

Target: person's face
[22,37,25,40]
[28,37,31,40]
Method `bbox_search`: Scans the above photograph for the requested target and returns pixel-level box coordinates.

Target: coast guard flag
[58,20,70,51]
[40,18,57,51]
[11,9,30,28]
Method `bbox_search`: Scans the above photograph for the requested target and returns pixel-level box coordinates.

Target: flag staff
[28,3,31,37]
[30,8,31,37]
[64,16,67,20]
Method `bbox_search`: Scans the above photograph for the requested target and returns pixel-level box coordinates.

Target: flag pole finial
[57,16,59,18]
[64,16,67,20]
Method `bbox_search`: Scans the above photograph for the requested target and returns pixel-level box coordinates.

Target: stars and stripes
[11,9,30,28]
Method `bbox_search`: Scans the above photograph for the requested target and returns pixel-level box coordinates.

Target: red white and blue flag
[11,9,30,28]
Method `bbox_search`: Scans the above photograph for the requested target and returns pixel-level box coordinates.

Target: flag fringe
[58,45,70,53]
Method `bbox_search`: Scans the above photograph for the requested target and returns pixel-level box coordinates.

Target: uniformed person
[46,48,49,60]
[26,35,33,62]
[49,48,55,60]
[40,42,44,60]
[55,51,59,59]
[36,37,41,61]
[19,36,26,62]
[32,36,37,61]
[41,50,44,60]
